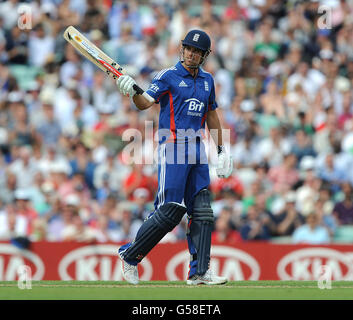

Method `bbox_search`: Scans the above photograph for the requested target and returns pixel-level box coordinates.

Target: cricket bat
[63,26,154,103]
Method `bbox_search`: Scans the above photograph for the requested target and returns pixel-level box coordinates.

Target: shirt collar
[175,61,206,78]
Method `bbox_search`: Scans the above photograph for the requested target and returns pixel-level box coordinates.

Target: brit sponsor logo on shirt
[185,98,204,117]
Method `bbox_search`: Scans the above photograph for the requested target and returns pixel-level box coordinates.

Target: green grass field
[0,281,352,300]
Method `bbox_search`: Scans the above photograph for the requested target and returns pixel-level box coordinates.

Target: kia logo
[0,244,45,280]
[166,246,260,281]
[58,245,153,281]
[277,248,353,280]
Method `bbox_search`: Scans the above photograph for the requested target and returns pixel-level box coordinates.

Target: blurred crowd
[0,0,353,246]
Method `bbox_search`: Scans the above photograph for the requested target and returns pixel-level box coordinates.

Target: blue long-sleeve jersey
[146,61,218,143]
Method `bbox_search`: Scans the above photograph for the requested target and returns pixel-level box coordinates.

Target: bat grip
[133,84,155,103]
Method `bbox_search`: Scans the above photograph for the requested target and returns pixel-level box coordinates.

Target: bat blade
[63,26,154,103]
[63,26,123,80]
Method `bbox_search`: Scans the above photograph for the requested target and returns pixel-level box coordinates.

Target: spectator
[106,22,143,68]
[240,205,271,241]
[91,194,120,228]
[272,191,305,237]
[0,0,20,31]
[5,26,28,65]
[93,151,130,195]
[131,187,153,221]
[267,153,300,193]
[34,181,56,217]
[37,144,71,179]
[293,111,315,136]
[290,129,316,163]
[241,179,263,212]
[107,2,142,40]
[313,111,343,155]
[91,214,121,242]
[53,82,78,131]
[226,98,253,140]
[317,153,346,192]
[287,61,325,100]
[58,172,91,207]
[285,83,310,119]
[13,188,38,237]
[0,204,28,240]
[231,131,262,168]
[36,101,62,146]
[337,92,353,130]
[212,207,242,244]
[9,145,38,189]
[30,218,48,241]
[123,163,157,202]
[26,171,47,215]
[70,90,98,131]
[28,23,55,67]
[115,202,143,242]
[333,182,353,225]
[69,142,96,191]
[61,208,96,242]
[253,162,272,196]
[210,174,244,202]
[315,198,337,239]
[47,196,78,241]
[94,172,112,205]
[212,187,243,224]
[7,100,36,147]
[253,17,280,64]
[0,171,17,204]
[296,156,323,215]
[257,127,292,167]
[223,0,248,22]
[292,212,330,244]
[59,39,82,85]
[259,79,285,120]
[46,160,71,193]
[254,193,277,236]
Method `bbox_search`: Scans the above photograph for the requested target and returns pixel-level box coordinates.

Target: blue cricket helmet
[181,29,211,53]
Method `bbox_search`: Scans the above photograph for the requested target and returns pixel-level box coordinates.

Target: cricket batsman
[116,29,233,285]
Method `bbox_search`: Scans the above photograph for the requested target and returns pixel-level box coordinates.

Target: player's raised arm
[116,75,155,110]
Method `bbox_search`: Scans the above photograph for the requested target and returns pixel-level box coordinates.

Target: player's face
[183,45,204,67]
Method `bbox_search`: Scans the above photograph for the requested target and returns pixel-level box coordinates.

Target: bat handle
[133,84,155,103]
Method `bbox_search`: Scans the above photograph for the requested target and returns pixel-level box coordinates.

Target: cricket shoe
[186,269,227,285]
[118,248,139,285]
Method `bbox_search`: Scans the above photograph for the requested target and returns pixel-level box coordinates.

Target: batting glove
[216,146,233,179]
[116,75,136,97]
